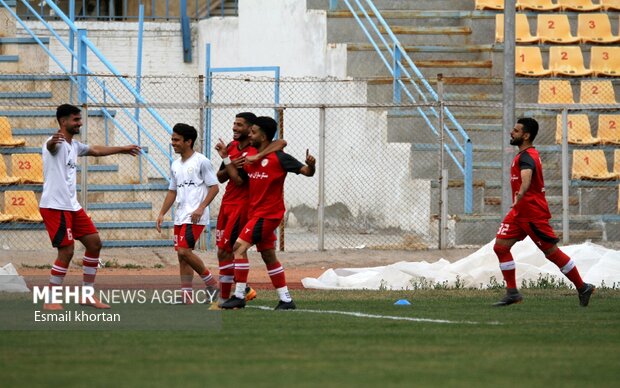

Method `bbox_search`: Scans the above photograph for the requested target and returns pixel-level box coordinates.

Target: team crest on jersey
[242,152,248,157]
[187,167,194,174]
[261,159,269,167]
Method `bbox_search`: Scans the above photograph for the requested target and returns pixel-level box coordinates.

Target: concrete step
[309,0,476,11]
[0,74,69,93]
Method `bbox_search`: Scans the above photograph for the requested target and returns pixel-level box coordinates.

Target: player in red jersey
[40,104,141,310]
[215,116,315,310]
[213,112,287,307]
[493,117,594,307]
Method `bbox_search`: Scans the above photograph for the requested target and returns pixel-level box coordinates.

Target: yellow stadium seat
[572,150,619,180]
[558,0,602,11]
[549,46,593,77]
[496,14,540,43]
[4,190,43,222]
[516,46,553,76]
[601,0,620,11]
[0,117,26,147]
[578,13,620,44]
[555,114,600,145]
[537,14,580,44]
[598,114,620,144]
[0,157,20,185]
[475,0,504,10]
[517,0,561,11]
[579,80,617,104]
[538,80,575,104]
[590,46,620,77]
[11,153,44,184]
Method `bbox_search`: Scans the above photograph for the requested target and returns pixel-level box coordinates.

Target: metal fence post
[561,108,570,244]
[278,108,286,251]
[502,0,516,216]
[318,107,326,251]
[80,103,88,211]
[77,29,87,105]
[437,74,447,249]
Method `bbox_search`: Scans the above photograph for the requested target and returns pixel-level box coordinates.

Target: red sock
[546,249,584,289]
[493,244,517,289]
[200,269,218,288]
[50,259,69,287]
[234,257,249,283]
[218,260,234,299]
[82,251,99,287]
[266,261,287,289]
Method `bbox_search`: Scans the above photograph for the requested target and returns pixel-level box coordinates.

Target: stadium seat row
[571,149,620,180]
[0,190,43,222]
[556,114,620,144]
[516,46,620,76]
[478,0,620,12]
[496,13,620,44]
[538,79,619,103]
[0,154,44,185]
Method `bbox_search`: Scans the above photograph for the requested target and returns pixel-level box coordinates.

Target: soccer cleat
[43,303,64,311]
[80,295,111,309]
[245,286,257,302]
[220,296,246,310]
[493,289,523,307]
[274,300,296,310]
[578,283,595,307]
[208,303,222,311]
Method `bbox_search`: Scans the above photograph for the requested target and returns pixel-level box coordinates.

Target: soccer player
[156,123,220,304]
[40,104,141,311]
[493,117,595,307]
[214,112,287,306]
[215,116,316,310]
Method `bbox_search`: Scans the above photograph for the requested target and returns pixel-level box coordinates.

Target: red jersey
[510,147,551,220]
[243,150,304,219]
[219,141,255,206]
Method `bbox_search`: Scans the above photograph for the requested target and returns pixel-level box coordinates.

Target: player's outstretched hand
[305,149,316,167]
[123,145,141,156]
[215,138,228,158]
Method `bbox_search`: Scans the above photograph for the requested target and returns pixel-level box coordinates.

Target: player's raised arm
[245,139,287,164]
[87,144,141,157]
[215,138,245,186]
[46,131,66,154]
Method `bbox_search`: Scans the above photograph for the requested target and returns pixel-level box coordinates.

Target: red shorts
[174,224,205,250]
[496,212,559,250]
[216,203,249,252]
[238,217,280,252]
[40,208,98,248]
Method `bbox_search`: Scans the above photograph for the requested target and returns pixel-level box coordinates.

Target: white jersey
[168,152,218,226]
[39,137,90,211]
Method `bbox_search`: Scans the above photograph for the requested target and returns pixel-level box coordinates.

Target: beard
[510,137,522,146]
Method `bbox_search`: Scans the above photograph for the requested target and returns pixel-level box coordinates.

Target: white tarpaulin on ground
[302,238,620,290]
[0,263,30,292]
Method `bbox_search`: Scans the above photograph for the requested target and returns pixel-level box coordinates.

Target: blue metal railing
[1,0,174,182]
[17,0,238,21]
[332,0,474,213]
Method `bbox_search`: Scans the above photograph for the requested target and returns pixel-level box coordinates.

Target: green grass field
[1,288,619,387]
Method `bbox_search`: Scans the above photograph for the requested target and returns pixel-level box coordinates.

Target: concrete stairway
[307,0,620,243]
[0,5,173,249]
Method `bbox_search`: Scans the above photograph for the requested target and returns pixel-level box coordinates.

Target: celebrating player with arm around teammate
[156,123,220,304]
[213,112,287,307]
[39,104,141,311]
[215,116,315,310]
[492,117,595,307]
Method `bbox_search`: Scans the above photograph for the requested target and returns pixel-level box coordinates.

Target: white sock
[234,282,246,299]
[277,286,292,303]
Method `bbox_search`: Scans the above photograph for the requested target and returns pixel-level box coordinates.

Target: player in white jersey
[39,104,141,311]
[156,123,220,304]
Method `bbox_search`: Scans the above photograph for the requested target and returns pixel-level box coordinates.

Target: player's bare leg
[178,247,218,303]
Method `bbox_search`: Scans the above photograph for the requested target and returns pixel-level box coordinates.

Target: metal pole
[80,104,88,210]
[561,108,570,244]
[318,107,326,251]
[69,0,75,104]
[437,74,447,249]
[278,108,285,251]
[502,0,516,216]
[136,3,144,183]
[198,74,207,251]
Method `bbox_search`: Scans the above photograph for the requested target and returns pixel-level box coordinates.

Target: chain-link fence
[1,74,619,252]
